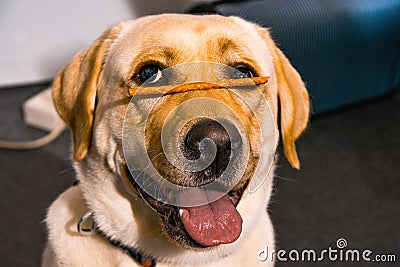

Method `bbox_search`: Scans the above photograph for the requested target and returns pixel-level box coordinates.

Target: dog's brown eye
[138,64,163,84]
[233,65,255,79]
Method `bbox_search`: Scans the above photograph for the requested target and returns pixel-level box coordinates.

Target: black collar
[77,211,157,267]
[101,230,157,267]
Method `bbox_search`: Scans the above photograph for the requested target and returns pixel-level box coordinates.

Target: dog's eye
[233,65,255,79]
[138,64,163,84]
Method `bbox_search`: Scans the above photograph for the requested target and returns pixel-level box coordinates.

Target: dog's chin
[124,166,249,249]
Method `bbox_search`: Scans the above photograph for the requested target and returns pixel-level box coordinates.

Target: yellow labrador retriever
[42,14,309,266]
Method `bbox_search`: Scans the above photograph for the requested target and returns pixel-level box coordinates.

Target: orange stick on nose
[128,76,270,97]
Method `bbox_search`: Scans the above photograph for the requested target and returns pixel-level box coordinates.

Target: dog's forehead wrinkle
[131,19,255,57]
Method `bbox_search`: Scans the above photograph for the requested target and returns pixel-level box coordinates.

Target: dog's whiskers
[274,174,296,182]
[58,168,74,175]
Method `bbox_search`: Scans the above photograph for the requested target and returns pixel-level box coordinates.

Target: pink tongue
[179,190,243,247]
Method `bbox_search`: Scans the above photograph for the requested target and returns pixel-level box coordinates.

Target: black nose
[185,119,231,152]
[183,119,241,178]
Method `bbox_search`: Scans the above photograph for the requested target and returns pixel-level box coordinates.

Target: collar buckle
[77,211,96,236]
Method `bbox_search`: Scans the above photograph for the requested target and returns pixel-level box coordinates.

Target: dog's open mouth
[125,166,248,248]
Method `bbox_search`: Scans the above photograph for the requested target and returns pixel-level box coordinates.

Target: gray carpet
[0,85,399,266]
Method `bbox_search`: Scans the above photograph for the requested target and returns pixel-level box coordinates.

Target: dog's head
[53,14,309,255]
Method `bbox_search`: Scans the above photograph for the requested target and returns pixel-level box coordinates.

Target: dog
[42,14,309,266]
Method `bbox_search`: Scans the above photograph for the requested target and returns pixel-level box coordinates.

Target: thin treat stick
[128,76,270,97]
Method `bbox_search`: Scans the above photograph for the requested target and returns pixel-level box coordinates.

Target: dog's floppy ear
[274,46,309,169]
[256,28,310,169]
[52,25,121,161]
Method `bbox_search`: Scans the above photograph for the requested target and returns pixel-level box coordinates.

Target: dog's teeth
[179,208,184,217]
